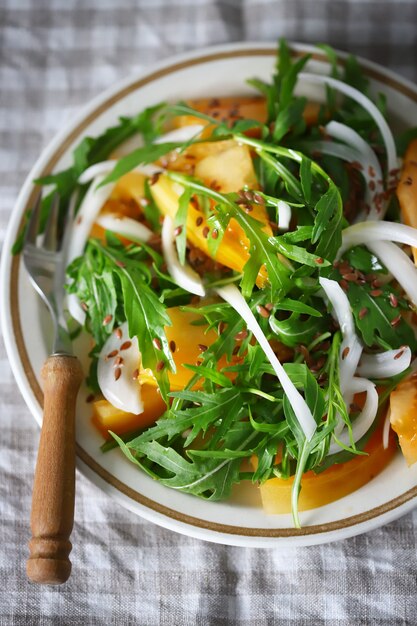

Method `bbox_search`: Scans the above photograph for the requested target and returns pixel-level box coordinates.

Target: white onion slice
[96,213,153,243]
[311,132,383,220]
[328,377,379,455]
[319,277,364,435]
[79,125,203,184]
[382,407,391,450]
[277,200,291,230]
[367,240,417,307]
[319,277,355,337]
[67,174,115,263]
[298,72,398,175]
[66,174,115,324]
[161,216,205,297]
[338,221,417,259]
[215,284,317,441]
[154,124,204,144]
[78,161,161,185]
[357,346,412,378]
[326,121,383,185]
[98,322,143,415]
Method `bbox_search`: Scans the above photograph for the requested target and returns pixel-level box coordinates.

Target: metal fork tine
[43,192,60,251]
[24,193,42,246]
[60,192,76,255]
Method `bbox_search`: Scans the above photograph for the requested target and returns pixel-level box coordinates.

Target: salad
[17,40,417,527]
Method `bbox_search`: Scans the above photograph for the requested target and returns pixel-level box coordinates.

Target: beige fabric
[1,1,417,624]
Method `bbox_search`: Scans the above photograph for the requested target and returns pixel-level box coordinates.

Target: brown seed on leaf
[153,337,162,350]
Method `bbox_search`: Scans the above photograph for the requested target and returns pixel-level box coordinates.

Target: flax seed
[120,341,132,351]
[153,338,162,350]
[81,302,88,312]
[370,289,383,297]
[102,314,113,326]
[150,172,161,186]
[391,315,402,327]
[114,327,123,339]
[202,226,210,238]
[169,340,176,353]
[256,305,270,318]
[389,293,398,308]
[212,229,219,240]
[265,303,274,311]
[156,360,165,372]
[198,344,208,352]
[218,321,226,335]
[253,192,265,205]
[394,349,405,360]
[235,330,248,341]
[359,307,368,319]
[114,356,124,366]
[342,346,350,360]
[342,272,358,282]
[315,257,324,265]
[106,349,118,360]
[340,279,349,292]
[196,216,203,226]
[174,225,183,237]
[132,368,139,380]
[114,367,122,381]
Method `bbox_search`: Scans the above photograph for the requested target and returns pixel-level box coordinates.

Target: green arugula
[66,237,175,400]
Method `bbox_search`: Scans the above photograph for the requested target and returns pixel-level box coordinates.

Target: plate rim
[3,41,417,547]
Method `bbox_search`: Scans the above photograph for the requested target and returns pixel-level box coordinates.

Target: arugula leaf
[174,187,191,265]
[67,238,175,400]
[166,171,292,299]
[66,243,119,347]
[100,142,181,186]
[348,281,417,351]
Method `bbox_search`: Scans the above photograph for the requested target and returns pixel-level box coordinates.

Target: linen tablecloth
[1,1,417,624]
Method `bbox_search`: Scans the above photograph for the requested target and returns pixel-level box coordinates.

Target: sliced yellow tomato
[397,138,417,262]
[390,371,417,466]
[194,142,258,193]
[256,419,396,513]
[171,96,321,132]
[138,306,238,390]
[172,96,268,131]
[92,384,166,439]
[89,171,148,243]
[151,143,271,287]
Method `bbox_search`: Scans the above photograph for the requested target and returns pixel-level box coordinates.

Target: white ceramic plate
[3,42,417,547]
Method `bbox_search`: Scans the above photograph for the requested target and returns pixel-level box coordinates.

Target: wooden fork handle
[27,354,83,585]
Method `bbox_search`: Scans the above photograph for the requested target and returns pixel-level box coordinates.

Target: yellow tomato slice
[257,419,396,513]
[397,138,417,262]
[151,170,271,287]
[390,371,417,466]
[138,306,237,391]
[171,96,321,132]
[92,384,166,439]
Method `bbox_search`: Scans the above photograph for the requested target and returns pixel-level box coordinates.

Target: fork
[23,192,83,585]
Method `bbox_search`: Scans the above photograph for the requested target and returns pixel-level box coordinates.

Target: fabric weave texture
[1,1,417,624]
